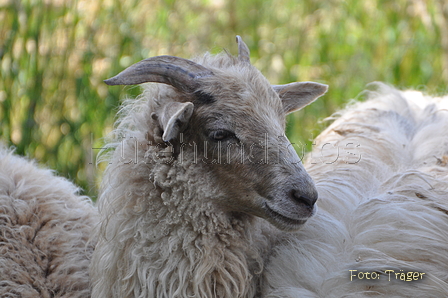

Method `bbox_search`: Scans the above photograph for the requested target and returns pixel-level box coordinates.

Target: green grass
[1,0,447,199]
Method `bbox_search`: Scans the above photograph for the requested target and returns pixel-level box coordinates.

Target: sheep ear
[273,82,328,114]
[156,102,194,142]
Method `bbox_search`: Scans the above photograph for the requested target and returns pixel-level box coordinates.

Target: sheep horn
[236,36,251,64]
[104,56,214,93]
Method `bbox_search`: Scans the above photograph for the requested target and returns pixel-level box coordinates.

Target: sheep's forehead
[198,67,285,134]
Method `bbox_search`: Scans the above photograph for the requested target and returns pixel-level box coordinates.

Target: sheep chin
[262,202,315,232]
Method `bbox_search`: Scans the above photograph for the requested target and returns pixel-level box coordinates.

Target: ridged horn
[236,35,251,64]
[104,55,214,93]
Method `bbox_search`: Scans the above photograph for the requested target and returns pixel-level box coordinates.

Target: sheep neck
[95,137,274,298]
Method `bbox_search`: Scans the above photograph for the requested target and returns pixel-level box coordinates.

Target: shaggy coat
[0,147,97,297]
[262,83,448,297]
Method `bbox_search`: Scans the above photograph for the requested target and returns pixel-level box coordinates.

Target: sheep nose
[290,189,318,208]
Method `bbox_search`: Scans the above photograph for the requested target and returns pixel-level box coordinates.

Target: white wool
[262,83,448,297]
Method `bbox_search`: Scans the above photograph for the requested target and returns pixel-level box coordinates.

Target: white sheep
[0,146,97,297]
[90,36,328,298]
[262,83,448,297]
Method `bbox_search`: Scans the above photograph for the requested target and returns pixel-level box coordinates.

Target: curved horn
[236,35,251,64]
[104,55,214,93]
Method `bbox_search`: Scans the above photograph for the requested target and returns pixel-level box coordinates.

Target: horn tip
[104,77,120,86]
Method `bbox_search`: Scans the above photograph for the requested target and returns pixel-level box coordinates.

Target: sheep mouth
[263,202,308,230]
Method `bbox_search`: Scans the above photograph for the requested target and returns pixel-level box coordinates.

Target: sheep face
[105,36,327,231]
[177,72,324,232]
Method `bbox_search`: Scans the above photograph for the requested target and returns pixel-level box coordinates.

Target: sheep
[90,36,328,298]
[262,83,448,297]
[0,145,97,297]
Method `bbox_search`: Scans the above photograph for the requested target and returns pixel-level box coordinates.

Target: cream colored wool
[262,83,448,297]
[0,146,97,297]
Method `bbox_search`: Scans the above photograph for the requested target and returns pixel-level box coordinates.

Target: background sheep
[0,146,97,297]
[90,36,327,298]
[262,83,448,297]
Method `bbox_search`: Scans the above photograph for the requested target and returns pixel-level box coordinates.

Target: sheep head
[105,36,327,232]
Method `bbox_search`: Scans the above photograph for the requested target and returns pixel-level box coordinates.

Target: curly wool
[0,146,97,298]
[92,127,272,297]
[262,83,448,297]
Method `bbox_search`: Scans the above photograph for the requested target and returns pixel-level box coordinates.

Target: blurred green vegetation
[1,0,447,199]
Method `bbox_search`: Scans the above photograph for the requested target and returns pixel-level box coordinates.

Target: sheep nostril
[290,190,318,208]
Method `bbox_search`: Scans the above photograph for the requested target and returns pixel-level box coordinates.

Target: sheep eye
[209,130,234,141]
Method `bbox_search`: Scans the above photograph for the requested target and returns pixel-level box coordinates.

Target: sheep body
[0,146,97,297]
[262,83,448,297]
